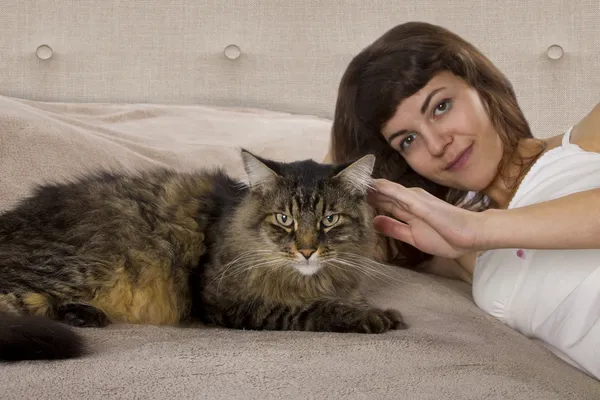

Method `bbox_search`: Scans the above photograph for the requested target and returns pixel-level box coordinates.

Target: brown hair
[330,21,538,209]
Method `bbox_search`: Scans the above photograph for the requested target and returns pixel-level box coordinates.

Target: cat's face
[238,150,376,277]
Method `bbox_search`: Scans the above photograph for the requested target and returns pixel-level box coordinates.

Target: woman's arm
[419,254,474,284]
[479,189,600,250]
[370,181,600,258]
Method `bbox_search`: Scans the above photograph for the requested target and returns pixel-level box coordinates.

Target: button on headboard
[0,0,598,138]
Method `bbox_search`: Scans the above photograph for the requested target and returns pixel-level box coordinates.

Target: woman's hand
[368,179,483,259]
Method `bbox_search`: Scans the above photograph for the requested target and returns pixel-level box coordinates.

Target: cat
[0,149,406,362]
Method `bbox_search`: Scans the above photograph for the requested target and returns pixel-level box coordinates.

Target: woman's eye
[433,99,452,117]
[400,133,417,151]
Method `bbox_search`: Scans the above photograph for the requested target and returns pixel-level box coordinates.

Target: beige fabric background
[0,95,333,212]
[0,0,598,139]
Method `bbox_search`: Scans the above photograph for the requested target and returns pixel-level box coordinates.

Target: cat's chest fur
[200,249,364,309]
[246,270,363,306]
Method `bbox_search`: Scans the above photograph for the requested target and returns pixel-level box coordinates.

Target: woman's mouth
[445,144,473,171]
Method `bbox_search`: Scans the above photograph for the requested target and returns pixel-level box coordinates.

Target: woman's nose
[426,131,452,157]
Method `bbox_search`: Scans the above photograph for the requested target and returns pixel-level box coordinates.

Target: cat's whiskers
[323,259,385,287]
[215,260,289,295]
[339,256,404,280]
[207,251,269,287]
[325,252,409,285]
[336,251,404,271]
[218,258,285,282]
[211,253,290,294]
[211,253,265,276]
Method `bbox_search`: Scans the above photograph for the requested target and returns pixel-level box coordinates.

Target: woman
[325,21,600,379]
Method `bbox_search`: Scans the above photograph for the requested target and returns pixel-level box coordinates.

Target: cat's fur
[0,150,405,361]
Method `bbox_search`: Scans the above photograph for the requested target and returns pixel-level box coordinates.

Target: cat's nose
[298,248,316,260]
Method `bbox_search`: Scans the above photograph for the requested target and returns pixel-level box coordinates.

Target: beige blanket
[0,94,598,399]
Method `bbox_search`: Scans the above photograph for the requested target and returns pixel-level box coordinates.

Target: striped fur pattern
[0,150,405,361]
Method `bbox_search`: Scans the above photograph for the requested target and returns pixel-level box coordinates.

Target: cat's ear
[333,154,376,195]
[240,149,280,189]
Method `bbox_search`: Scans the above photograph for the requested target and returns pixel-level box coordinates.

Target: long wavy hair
[330,21,539,264]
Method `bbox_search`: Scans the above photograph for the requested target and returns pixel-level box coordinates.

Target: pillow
[0,94,332,211]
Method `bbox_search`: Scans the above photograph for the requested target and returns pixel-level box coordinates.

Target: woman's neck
[483,138,550,209]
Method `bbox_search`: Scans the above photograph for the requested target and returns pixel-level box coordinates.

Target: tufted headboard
[0,0,598,139]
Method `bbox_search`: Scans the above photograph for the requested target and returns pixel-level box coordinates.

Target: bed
[1,1,599,399]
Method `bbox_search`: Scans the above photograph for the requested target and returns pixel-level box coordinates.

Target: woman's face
[381,71,503,192]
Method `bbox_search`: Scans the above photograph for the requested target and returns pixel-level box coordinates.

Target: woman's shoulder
[509,104,600,207]
[570,102,600,153]
[533,103,600,154]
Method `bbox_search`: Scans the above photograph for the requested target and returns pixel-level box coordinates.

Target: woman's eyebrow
[387,129,407,144]
[386,86,446,145]
[420,87,446,114]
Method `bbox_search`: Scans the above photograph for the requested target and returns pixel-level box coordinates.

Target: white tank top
[472,126,600,380]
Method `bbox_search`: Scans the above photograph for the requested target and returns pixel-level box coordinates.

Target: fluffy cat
[0,150,405,361]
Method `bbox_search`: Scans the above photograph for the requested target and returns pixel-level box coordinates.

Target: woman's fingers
[373,179,429,214]
[371,197,415,223]
[373,179,409,200]
[368,190,415,221]
[372,215,416,247]
[373,178,458,225]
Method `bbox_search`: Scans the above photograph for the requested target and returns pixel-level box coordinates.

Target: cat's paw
[323,304,407,333]
[354,307,407,333]
[55,303,110,328]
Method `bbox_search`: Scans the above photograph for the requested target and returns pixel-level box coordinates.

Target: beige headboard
[1,1,598,138]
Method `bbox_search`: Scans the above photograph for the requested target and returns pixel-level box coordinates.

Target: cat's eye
[275,213,293,227]
[321,214,340,227]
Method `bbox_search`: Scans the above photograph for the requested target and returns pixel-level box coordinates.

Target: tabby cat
[0,149,405,361]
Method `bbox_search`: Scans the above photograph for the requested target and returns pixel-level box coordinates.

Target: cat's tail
[0,313,86,361]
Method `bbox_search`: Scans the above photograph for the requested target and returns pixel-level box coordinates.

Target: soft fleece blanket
[0,95,598,399]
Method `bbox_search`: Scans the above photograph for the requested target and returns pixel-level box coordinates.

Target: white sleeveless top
[473,126,600,380]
